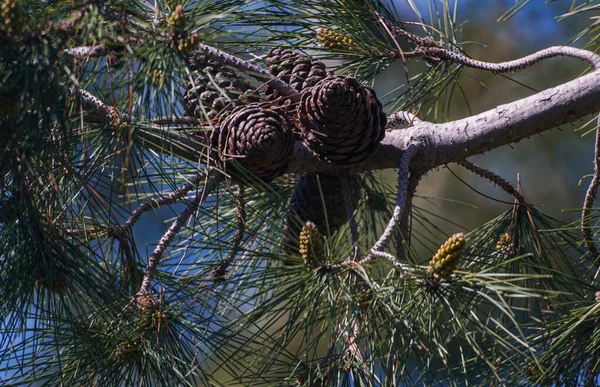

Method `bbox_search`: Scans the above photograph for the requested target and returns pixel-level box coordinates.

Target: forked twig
[137,173,221,295]
[117,172,208,236]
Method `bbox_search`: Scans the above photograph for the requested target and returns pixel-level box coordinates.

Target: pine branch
[63,44,600,189]
[288,68,600,175]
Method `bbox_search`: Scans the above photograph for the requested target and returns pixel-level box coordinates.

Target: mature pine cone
[184,58,258,121]
[211,103,294,182]
[283,173,362,253]
[266,48,327,99]
[297,76,386,165]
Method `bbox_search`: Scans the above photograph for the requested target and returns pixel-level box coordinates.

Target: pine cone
[283,173,362,253]
[184,57,258,121]
[298,76,386,165]
[266,48,327,98]
[428,233,466,280]
[211,104,294,182]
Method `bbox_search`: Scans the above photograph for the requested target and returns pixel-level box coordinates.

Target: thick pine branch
[288,69,600,175]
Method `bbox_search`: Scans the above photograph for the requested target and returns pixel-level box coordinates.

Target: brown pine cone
[297,76,386,165]
[266,48,302,88]
[211,104,294,182]
[283,173,362,253]
[184,57,258,121]
[266,48,327,99]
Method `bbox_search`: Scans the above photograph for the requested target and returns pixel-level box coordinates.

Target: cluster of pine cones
[183,48,388,259]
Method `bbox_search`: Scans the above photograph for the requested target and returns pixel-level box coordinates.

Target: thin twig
[63,43,298,100]
[583,116,600,264]
[421,45,600,72]
[64,85,125,125]
[396,171,423,261]
[387,111,424,127]
[117,172,207,236]
[364,250,410,272]
[137,173,221,296]
[369,144,420,255]
[391,26,600,71]
[374,10,412,103]
[63,46,106,58]
[146,116,204,125]
[456,159,526,204]
[340,176,360,259]
[342,318,364,372]
[214,183,246,278]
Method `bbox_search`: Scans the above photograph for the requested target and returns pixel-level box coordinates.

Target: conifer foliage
[2,1,600,386]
